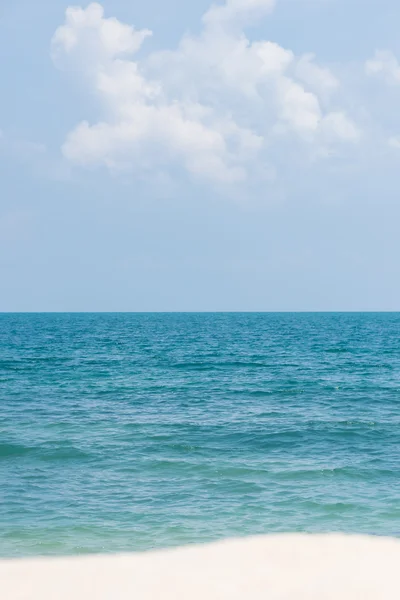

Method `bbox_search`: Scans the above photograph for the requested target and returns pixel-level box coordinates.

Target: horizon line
[1,311,400,315]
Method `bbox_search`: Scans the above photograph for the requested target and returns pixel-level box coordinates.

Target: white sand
[1,534,399,599]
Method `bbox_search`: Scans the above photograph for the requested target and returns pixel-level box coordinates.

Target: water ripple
[0,312,399,557]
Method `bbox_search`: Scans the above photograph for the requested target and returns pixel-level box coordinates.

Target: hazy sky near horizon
[1,0,400,311]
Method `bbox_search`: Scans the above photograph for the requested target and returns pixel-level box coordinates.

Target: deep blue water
[0,313,399,557]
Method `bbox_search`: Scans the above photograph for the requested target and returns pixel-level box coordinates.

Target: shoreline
[2,534,399,599]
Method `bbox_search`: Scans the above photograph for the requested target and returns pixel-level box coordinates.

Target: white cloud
[52,2,359,185]
[320,112,360,143]
[365,50,400,151]
[52,3,151,60]
[388,136,400,149]
[274,77,321,135]
[203,0,276,28]
[365,50,400,85]
[295,53,339,102]
[62,106,256,183]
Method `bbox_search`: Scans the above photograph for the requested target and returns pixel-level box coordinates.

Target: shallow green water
[0,313,399,557]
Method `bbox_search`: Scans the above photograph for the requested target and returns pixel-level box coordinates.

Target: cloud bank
[52,1,360,185]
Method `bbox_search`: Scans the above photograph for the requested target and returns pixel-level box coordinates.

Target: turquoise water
[0,313,399,557]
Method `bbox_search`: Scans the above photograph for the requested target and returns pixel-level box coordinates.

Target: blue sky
[1,0,400,311]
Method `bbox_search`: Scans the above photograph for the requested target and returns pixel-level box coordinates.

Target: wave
[0,441,90,461]
[0,442,33,459]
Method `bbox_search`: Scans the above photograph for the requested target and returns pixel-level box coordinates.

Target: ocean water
[0,313,399,558]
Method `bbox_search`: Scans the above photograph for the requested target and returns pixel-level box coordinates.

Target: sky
[1,0,400,311]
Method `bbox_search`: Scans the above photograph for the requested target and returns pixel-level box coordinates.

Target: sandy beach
[1,534,399,599]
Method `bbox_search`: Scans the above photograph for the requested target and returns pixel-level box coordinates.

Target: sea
[0,313,399,558]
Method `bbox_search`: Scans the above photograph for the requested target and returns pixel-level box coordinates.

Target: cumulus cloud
[52,2,359,185]
[52,3,151,60]
[365,50,400,85]
[295,54,339,102]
